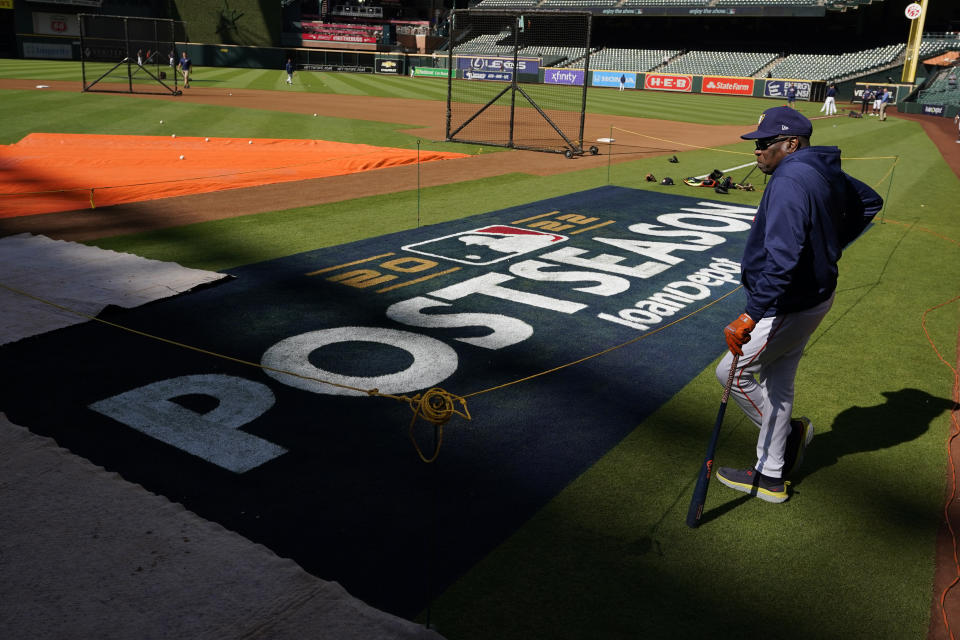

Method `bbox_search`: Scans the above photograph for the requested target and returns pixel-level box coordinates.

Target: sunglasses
[754,136,795,151]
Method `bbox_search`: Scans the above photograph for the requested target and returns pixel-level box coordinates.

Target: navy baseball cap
[741,106,813,140]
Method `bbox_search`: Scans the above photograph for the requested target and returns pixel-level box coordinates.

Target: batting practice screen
[445,10,591,156]
[79,14,186,95]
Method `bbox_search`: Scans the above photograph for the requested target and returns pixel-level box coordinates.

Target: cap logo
[781,124,789,130]
[758,114,766,124]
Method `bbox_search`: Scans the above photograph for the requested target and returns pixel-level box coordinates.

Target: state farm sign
[702,76,754,96]
[644,73,692,92]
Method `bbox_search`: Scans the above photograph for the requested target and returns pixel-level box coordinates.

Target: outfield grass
[2,59,958,639]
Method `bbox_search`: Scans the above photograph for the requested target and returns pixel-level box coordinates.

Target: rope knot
[407,387,470,463]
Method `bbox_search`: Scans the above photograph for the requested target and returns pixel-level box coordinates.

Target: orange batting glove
[724,313,756,356]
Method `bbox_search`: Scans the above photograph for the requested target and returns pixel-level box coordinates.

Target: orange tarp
[0,133,469,218]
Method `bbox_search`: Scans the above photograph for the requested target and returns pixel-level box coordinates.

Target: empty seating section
[473,0,539,7]
[919,37,960,59]
[453,32,516,56]
[767,53,836,80]
[447,22,943,84]
[537,0,617,6]
[620,0,707,5]
[917,67,960,105]
[474,0,718,4]
[715,0,820,4]
[769,44,904,80]
[661,50,777,77]
[525,46,588,66]
[454,34,586,65]
[568,48,678,72]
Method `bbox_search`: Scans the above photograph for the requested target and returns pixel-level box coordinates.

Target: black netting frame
[445,10,592,157]
[79,14,186,96]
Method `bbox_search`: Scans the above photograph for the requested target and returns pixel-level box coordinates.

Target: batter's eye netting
[445,10,594,157]
[79,14,186,95]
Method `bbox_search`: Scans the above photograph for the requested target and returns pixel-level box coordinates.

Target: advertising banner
[0,186,755,616]
[922,103,946,116]
[701,76,754,96]
[456,56,539,75]
[24,41,73,59]
[302,32,377,44]
[32,12,81,36]
[302,63,373,73]
[644,73,692,92]
[412,66,451,78]
[592,70,636,89]
[376,59,401,74]
[764,80,811,101]
[544,68,584,86]
[853,84,902,102]
[464,69,512,82]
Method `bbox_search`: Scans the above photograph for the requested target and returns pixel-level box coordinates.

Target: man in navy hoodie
[715,106,883,503]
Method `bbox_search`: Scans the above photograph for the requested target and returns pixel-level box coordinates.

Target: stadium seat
[661,50,777,77]
[567,48,679,72]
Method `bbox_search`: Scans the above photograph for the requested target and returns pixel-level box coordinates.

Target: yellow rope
[869,155,898,189]
[611,125,754,156]
[406,387,472,463]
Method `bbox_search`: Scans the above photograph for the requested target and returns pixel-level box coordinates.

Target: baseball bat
[685,353,740,529]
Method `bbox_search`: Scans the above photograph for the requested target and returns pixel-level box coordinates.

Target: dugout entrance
[445,10,595,157]
[79,14,186,96]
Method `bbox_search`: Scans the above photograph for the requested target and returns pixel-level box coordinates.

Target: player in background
[178,51,191,88]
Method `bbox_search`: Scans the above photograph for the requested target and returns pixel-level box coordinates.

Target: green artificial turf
[2,59,958,639]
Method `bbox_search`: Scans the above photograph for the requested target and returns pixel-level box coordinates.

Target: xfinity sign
[544,68,584,86]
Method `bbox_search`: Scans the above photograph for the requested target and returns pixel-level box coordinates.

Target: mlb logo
[402,225,568,266]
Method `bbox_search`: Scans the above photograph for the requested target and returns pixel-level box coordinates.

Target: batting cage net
[79,14,186,95]
[445,10,593,157]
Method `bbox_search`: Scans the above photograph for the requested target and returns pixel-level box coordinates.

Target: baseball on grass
[171,134,176,138]
[313,113,318,117]
[159,120,164,124]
